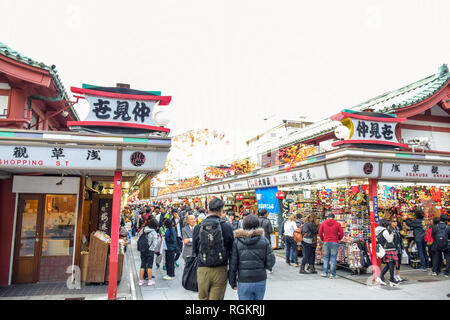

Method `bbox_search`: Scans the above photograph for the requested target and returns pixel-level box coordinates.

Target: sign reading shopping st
[68,85,171,135]
[331,109,408,149]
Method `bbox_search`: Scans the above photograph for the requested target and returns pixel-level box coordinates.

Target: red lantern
[236,194,243,201]
[194,198,199,203]
[183,198,188,202]
[276,191,285,200]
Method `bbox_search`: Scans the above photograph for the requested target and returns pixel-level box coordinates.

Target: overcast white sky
[2,0,450,177]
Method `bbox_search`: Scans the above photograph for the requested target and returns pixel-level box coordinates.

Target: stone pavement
[0,251,134,300]
[129,237,450,300]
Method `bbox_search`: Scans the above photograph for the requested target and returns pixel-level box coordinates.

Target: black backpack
[435,224,449,251]
[198,218,227,267]
[137,232,150,252]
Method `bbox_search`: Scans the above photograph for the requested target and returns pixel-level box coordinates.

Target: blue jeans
[285,236,298,264]
[238,280,266,300]
[322,242,339,276]
[416,240,429,269]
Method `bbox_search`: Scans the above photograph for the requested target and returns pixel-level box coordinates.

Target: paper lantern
[236,194,244,201]
[194,198,199,203]
[276,191,285,200]
[183,198,188,202]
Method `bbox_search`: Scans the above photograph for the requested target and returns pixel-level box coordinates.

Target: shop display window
[41,195,77,256]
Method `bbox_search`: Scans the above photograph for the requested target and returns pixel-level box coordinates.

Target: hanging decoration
[278,143,316,171]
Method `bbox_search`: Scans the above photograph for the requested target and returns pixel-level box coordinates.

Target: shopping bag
[154,237,162,254]
[401,249,409,265]
[182,257,199,292]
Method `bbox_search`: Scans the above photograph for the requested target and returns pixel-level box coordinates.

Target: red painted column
[108,171,122,300]
[368,178,380,281]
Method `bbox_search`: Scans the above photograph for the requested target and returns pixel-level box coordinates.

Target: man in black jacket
[405,210,429,271]
[431,214,449,277]
[258,209,274,274]
[192,198,234,300]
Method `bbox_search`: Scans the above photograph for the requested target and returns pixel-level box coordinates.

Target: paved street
[128,236,450,300]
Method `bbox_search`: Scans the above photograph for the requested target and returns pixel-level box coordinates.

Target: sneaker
[268,270,273,274]
[431,272,438,276]
[330,275,337,279]
[389,280,400,287]
[422,268,428,272]
[375,277,387,286]
[444,274,449,278]
[138,280,144,286]
[148,280,155,286]
[163,275,174,280]
[321,273,328,278]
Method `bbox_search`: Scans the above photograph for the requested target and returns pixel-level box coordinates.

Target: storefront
[0,130,171,286]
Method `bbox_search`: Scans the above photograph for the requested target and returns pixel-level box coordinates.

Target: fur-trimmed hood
[234,227,265,239]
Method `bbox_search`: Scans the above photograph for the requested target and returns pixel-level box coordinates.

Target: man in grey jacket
[182,215,196,261]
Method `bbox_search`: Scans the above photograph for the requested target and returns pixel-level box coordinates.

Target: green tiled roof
[0,42,79,120]
[277,64,450,149]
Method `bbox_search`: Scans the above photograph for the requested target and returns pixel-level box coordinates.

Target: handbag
[182,257,199,292]
[376,244,385,259]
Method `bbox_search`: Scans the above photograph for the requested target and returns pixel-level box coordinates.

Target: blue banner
[255,187,279,214]
[374,196,379,224]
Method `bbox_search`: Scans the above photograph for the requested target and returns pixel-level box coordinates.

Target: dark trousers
[285,236,298,264]
[165,249,176,277]
[301,242,313,268]
[381,261,395,281]
[431,249,450,274]
[175,237,183,262]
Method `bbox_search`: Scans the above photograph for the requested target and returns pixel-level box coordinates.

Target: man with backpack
[192,198,234,300]
[431,214,450,277]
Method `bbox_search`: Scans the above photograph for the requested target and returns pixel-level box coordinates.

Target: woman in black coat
[229,215,275,300]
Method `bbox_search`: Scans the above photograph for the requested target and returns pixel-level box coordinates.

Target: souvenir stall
[305,181,372,274]
[377,183,450,268]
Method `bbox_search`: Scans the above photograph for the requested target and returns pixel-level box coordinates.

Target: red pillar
[108,171,122,300]
[368,178,381,281]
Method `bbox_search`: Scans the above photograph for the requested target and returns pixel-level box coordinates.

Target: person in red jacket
[318,213,344,279]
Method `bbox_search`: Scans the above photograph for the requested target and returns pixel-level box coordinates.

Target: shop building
[156,64,450,275]
[0,43,171,290]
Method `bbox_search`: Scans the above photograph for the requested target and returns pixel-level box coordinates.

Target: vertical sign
[373,196,379,224]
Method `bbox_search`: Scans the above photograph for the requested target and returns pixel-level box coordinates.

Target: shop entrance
[12,194,77,284]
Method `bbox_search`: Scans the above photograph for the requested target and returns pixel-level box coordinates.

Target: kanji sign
[330,110,408,149]
[381,162,450,181]
[0,145,117,170]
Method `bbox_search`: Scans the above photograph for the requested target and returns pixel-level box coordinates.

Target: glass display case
[41,195,77,256]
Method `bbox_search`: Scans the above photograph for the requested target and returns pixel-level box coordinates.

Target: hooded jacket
[318,219,344,243]
[228,228,276,288]
[375,226,396,251]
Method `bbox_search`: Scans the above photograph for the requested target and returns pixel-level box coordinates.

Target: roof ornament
[438,64,448,76]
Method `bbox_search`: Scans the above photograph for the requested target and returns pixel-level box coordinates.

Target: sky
[2,0,450,179]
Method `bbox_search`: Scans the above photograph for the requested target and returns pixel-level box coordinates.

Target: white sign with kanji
[84,94,157,127]
[382,162,450,180]
[350,118,401,144]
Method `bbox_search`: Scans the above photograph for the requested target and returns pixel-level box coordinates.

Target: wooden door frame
[12,194,45,284]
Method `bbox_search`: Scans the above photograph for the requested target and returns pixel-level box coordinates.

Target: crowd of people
[122,201,450,299]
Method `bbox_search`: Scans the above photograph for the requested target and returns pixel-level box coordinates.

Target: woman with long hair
[300,214,318,274]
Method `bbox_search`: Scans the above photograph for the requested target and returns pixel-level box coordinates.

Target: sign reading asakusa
[0,145,117,170]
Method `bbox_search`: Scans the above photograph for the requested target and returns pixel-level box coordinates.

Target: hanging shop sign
[68,85,171,134]
[327,160,380,179]
[381,162,450,181]
[247,165,327,188]
[0,145,117,170]
[229,180,250,191]
[255,186,279,214]
[121,149,169,172]
[330,110,408,149]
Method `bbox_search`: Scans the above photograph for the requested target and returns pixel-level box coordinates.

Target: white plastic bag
[401,249,409,265]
